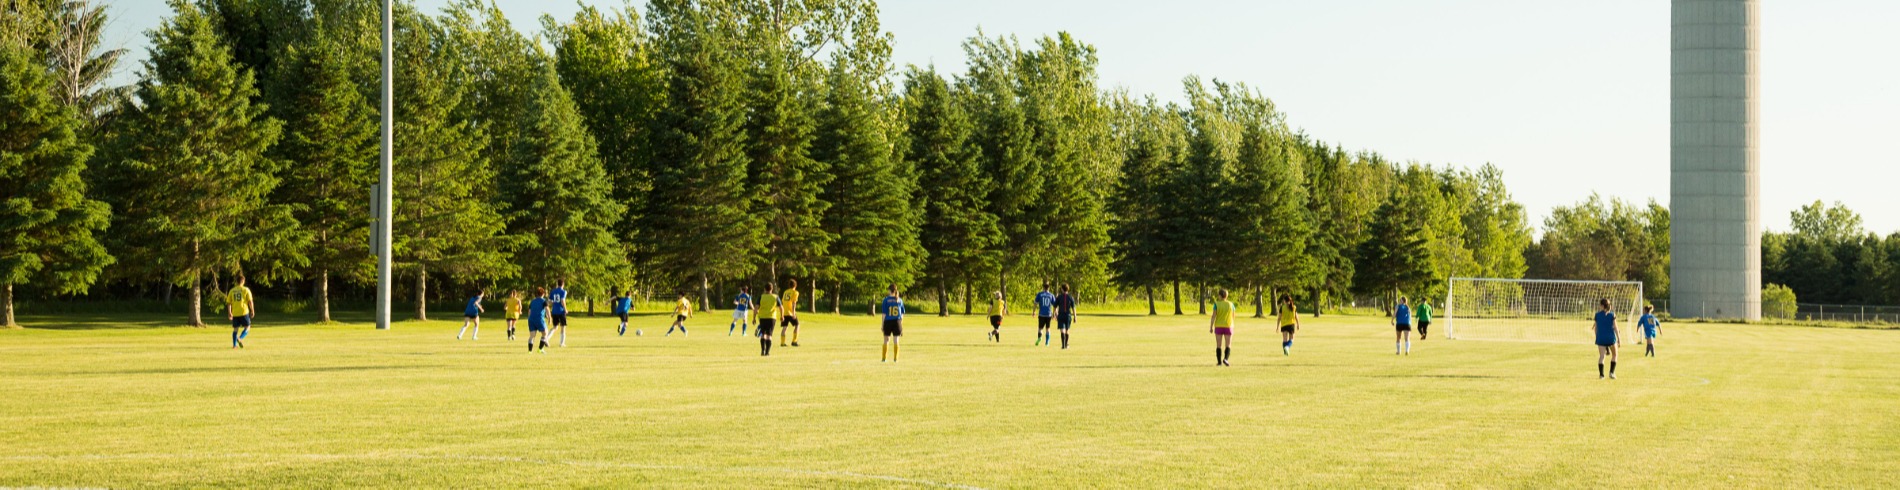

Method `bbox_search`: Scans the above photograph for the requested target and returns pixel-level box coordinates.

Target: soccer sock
[232,331,239,347]
[1599,363,1605,376]
[529,341,534,352]
[882,344,889,361]
[1223,347,1231,363]
[458,324,468,338]
[1216,348,1223,363]
[761,338,770,356]
[1610,361,1617,374]
[1404,340,1410,353]
[892,343,899,361]
[1061,333,1070,347]
[1396,342,1402,354]
[729,322,736,335]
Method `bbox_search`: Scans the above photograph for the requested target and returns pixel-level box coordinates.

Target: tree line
[7,0,1880,328]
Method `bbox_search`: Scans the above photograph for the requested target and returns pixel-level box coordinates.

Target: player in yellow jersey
[781,279,802,347]
[1278,294,1301,355]
[504,290,523,340]
[667,292,692,337]
[1208,289,1235,366]
[987,290,1007,343]
[755,284,782,356]
[227,274,256,349]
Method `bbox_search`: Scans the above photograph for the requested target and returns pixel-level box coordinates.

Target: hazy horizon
[94,0,1900,235]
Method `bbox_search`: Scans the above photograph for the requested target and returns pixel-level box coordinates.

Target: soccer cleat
[1610,373,1617,379]
[1283,346,1290,356]
[791,342,799,347]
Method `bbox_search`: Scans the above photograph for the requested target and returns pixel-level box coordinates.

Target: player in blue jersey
[1393,296,1413,355]
[612,287,634,336]
[1033,284,1056,346]
[548,279,570,347]
[1595,298,1621,379]
[881,285,904,362]
[526,287,551,353]
[456,289,485,340]
[1639,304,1661,357]
[729,286,754,336]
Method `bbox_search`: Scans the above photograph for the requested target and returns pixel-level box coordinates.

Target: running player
[1639,304,1661,357]
[612,287,633,336]
[667,292,692,336]
[781,279,802,347]
[527,287,550,352]
[755,284,781,356]
[1278,294,1300,355]
[728,286,754,336]
[1416,298,1434,339]
[457,289,485,340]
[549,279,570,347]
[1209,289,1235,366]
[881,285,904,362]
[1595,298,1621,379]
[228,274,256,349]
[1055,284,1077,349]
[504,290,522,340]
[987,290,1007,343]
[1033,284,1055,346]
[1393,296,1412,355]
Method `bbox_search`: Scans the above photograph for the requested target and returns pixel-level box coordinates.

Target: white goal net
[1444,278,1644,343]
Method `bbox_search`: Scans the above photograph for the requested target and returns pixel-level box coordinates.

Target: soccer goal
[1443,278,1644,343]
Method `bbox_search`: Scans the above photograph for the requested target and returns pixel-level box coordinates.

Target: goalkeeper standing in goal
[1393,296,1413,355]
[1595,298,1621,379]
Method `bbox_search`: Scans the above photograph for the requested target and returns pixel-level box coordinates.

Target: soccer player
[728,286,754,336]
[1278,294,1301,355]
[755,284,782,356]
[1595,298,1621,379]
[228,274,256,349]
[1209,289,1236,366]
[987,290,1007,343]
[781,279,802,347]
[457,289,485,340]
[505,290,522,340]
[1033,284,1055,346]
[526,287,550,353]
[1393,296,1413,355]
[881,285,904,362]
[612,287,634,336]
[1055,284,1077,349]
[1416,298,1434,339]
[1639,304,1661,357]
[549,279,570,347]
[667,292,692,337]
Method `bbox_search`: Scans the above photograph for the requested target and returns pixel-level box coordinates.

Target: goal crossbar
[1444,277,1645,342]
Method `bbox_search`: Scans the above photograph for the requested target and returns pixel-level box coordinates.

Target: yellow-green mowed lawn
[2,308,1898,488]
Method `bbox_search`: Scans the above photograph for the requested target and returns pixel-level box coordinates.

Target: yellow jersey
[228,285,253,317]
[1279,304,1298,327]
[675,298,693,317]
[1212,300,1236,328]
[782,289,799,316]
[988,298,1006,316]
[505,297,522,319]
[757,293,781,320]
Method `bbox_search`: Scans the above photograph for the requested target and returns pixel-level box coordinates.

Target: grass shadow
[75,364,442,376]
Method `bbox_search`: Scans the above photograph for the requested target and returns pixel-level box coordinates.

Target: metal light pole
[376,0,394,330]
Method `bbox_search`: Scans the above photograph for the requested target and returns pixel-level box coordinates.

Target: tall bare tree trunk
[699,273,710,312]
[937,283,949,317]
[4,284,16,328]
[318,270,332,323]
[1253,285,1266,318]
[189,273,204,328]
[415,264,429,321]
[829,280,839,314]
[1197,283,1207,315]
[1146,284,1156,316]
[962,281,972,315]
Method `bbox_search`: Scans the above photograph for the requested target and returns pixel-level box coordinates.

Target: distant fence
[1791,303,1900,324]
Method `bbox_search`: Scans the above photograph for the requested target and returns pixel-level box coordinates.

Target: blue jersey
[881,295,904,320]
[528,298,549,327]
[464,296,482,317]
[549,287,568,315]
[1594,311,1618,345]
[734,293,752,312]
[1034,291,1056,317]
[612,297,631,315]
[1639,313,1659,338]
[1395,304,1412,325]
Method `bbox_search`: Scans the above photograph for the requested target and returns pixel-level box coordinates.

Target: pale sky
[99,0,1900,234]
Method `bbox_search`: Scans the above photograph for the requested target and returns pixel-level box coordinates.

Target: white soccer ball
[635,329,644,336]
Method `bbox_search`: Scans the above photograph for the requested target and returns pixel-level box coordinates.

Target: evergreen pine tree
[1107,97,1187,315]
[0,42,113,327]
[816,59,922,312]
[92,0,304,327]
[500,60,630,301]
[547,5,663,281]
[268,35,376,323]
[904,66,1000,316]
[1353,198,1434,313]
[743,51,832,286]
[1221,83,1310,316]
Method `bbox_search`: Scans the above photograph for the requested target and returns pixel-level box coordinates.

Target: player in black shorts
[880,285,904,362]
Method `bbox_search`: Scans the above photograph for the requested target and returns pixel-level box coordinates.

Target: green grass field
[3,308,1898,488]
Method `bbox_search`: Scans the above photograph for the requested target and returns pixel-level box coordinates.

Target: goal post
[1444,278,1644,343]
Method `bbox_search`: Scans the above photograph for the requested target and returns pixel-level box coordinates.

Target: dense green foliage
[0,40,111,327]
[4,0,1892,323]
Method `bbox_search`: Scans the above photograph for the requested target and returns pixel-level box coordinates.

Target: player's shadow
[1367,374,1507,379]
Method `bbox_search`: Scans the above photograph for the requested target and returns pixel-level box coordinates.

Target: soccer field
[2,310,1897,488]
